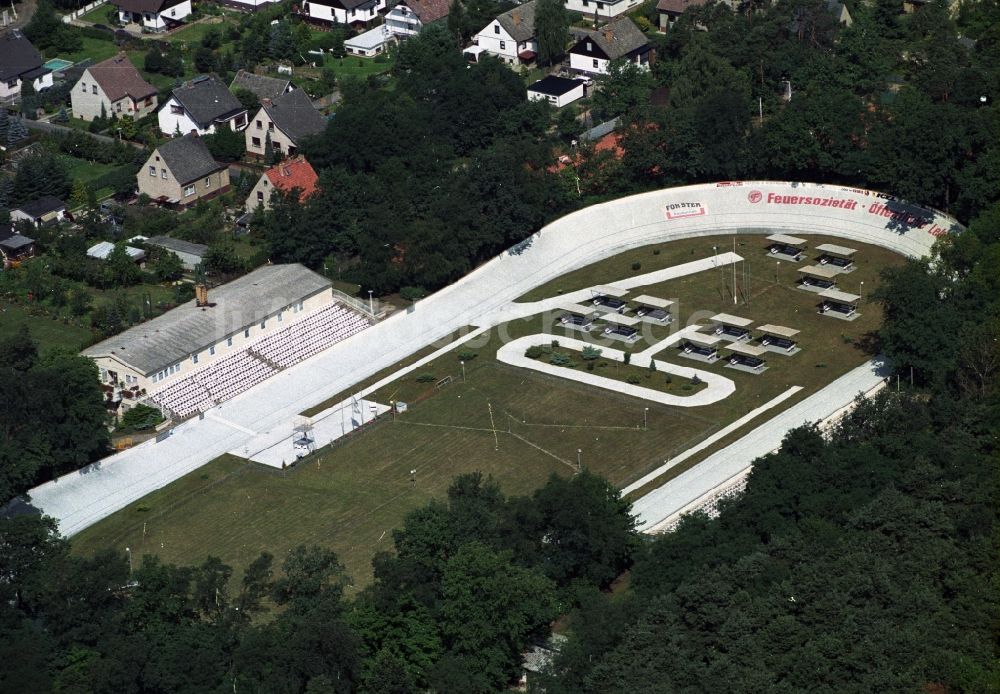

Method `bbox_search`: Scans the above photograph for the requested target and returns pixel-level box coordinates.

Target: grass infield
[71,235,904,588]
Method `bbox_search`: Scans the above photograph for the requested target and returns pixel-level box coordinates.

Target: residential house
[527,75,586,108]
[565,0,644,20]
[158,75,248,136]
[146,236,209,270]
[217,0,278,9]
[298,0,387,28]
[569,17,650,76]
[384,0,450,38]
[71,54,158,122]
[112,0,192,31]
[0,228,36,263]
[230,70,295,101]
[245,156,319,213]
[138,134,231,206]
[87,241,147,264]
[345,25,394,56]
[10,196,67,226]
[0,31,52,103]
[655,0,707,30]
[474,0,539,66]
[245,89,327,160]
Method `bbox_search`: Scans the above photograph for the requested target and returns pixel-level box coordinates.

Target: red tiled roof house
[245,156,319,214]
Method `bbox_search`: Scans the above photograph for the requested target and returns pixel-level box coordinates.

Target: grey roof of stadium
[82,264,331,374]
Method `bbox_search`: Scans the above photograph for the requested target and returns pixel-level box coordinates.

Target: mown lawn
[54,35,119,65]
[70,234,903,588]
[0,303,94,352]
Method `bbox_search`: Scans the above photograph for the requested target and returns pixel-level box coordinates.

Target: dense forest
[255,0,1000,294]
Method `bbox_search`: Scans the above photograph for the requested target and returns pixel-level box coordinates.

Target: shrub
[120,404,163,431]
[551,340,560,348]
[581,345,602,361]
[525,345,544,359]
[815,363,827,368]
[416,373,436,383]
[624,352,631,365]
[652,248,661,255]
[457,350,477,361]
[690,374,701,385]
[682,384,692,391]
[665,373,672,384]
[549,352,573,367]
[631,261,641,271]
[587,361,594,371]
[626,375,641,384]
[400,285,426,301]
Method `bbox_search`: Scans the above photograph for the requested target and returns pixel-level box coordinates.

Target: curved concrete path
[26,182,961,536]
[496,333,735,407]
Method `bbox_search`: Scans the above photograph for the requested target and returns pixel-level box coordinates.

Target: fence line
[63,1,106,22]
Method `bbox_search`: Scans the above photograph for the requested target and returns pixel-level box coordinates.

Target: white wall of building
[527,83,584,108]
[384,4,422,36]
[118,0,191,31]
[301,0,385,24]
[1,72,53,101]
[564,0,641,18]
[475,21,538,65]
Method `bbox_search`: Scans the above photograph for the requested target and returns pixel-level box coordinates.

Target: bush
[652,248,660,255]
[623,352,631,365]
[626,375,641,384]
[120,404,163,431]
[690,374,701,385]
[631,261,641,271]
[549,352,573,367]
[457,350,477,361]
[525,345,544,359]
[400,285,426,301]
[681,383,692,391]
[551,340,560,348]
[416,373,436,383]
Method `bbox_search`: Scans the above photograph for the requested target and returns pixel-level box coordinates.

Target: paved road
[25,182,960,537]
[631,358,889,531]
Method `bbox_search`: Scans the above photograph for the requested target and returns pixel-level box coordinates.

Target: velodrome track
[27,181,962,537]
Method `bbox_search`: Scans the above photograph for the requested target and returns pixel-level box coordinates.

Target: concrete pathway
[24,182,957,536]
[631,358,889,532]
[495,333,735,407]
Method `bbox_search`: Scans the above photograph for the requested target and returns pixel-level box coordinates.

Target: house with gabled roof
[569,17,650,75]
[0,227,36,263]
[298,0,388,28]
[384,0,450,37]
[474,0,539,66]
[0,31,52,103]
[112,0,192,31]
[245,89,327,160]
[158,75,248,137]
[71,54,158,122]
[566,0,644,20]
[245,156,319,213]
[230,70,295,102]
[655,0,707,30]
[138,134,230,207]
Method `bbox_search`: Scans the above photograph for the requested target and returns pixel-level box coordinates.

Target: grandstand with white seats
[82,264,375,420]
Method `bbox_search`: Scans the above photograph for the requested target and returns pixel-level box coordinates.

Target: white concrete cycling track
[25,182,961,537]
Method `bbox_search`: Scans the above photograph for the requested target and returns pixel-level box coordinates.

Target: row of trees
[0,470,637,692]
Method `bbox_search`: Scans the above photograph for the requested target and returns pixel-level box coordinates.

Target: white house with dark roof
[71,54,158,122]
[566,0,644,19]
[145,236,209,271]
[569,17,650,75]
[112,0,192,31]
[527,75,586,107]
[298,0,387,28]
[474,0,539,66]
[158,75,248,136]
[245,89,327,160]
[137,134,230,206]
[10,196,67,226]
[230,70,295,102]
[0,31,52,103]
[384,0,450,37]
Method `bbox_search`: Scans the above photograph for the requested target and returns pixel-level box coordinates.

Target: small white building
[384,0,450,37]
[0,31,52,103]
[145,236,209,271]
[71,53,158,122]
[564,0,644,20]
[112,0,192,32]
[298,0,387,28]
[87,241,147,264]
[10,196,66,226]
[568,17,650,76]
[527,75,585,107]
[345,25,394,57]
[158,75,248,137]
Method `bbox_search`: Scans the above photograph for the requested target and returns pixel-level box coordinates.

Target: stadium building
[82,264,374,419]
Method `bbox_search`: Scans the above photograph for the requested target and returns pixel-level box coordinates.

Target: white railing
[330,287,385,321]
